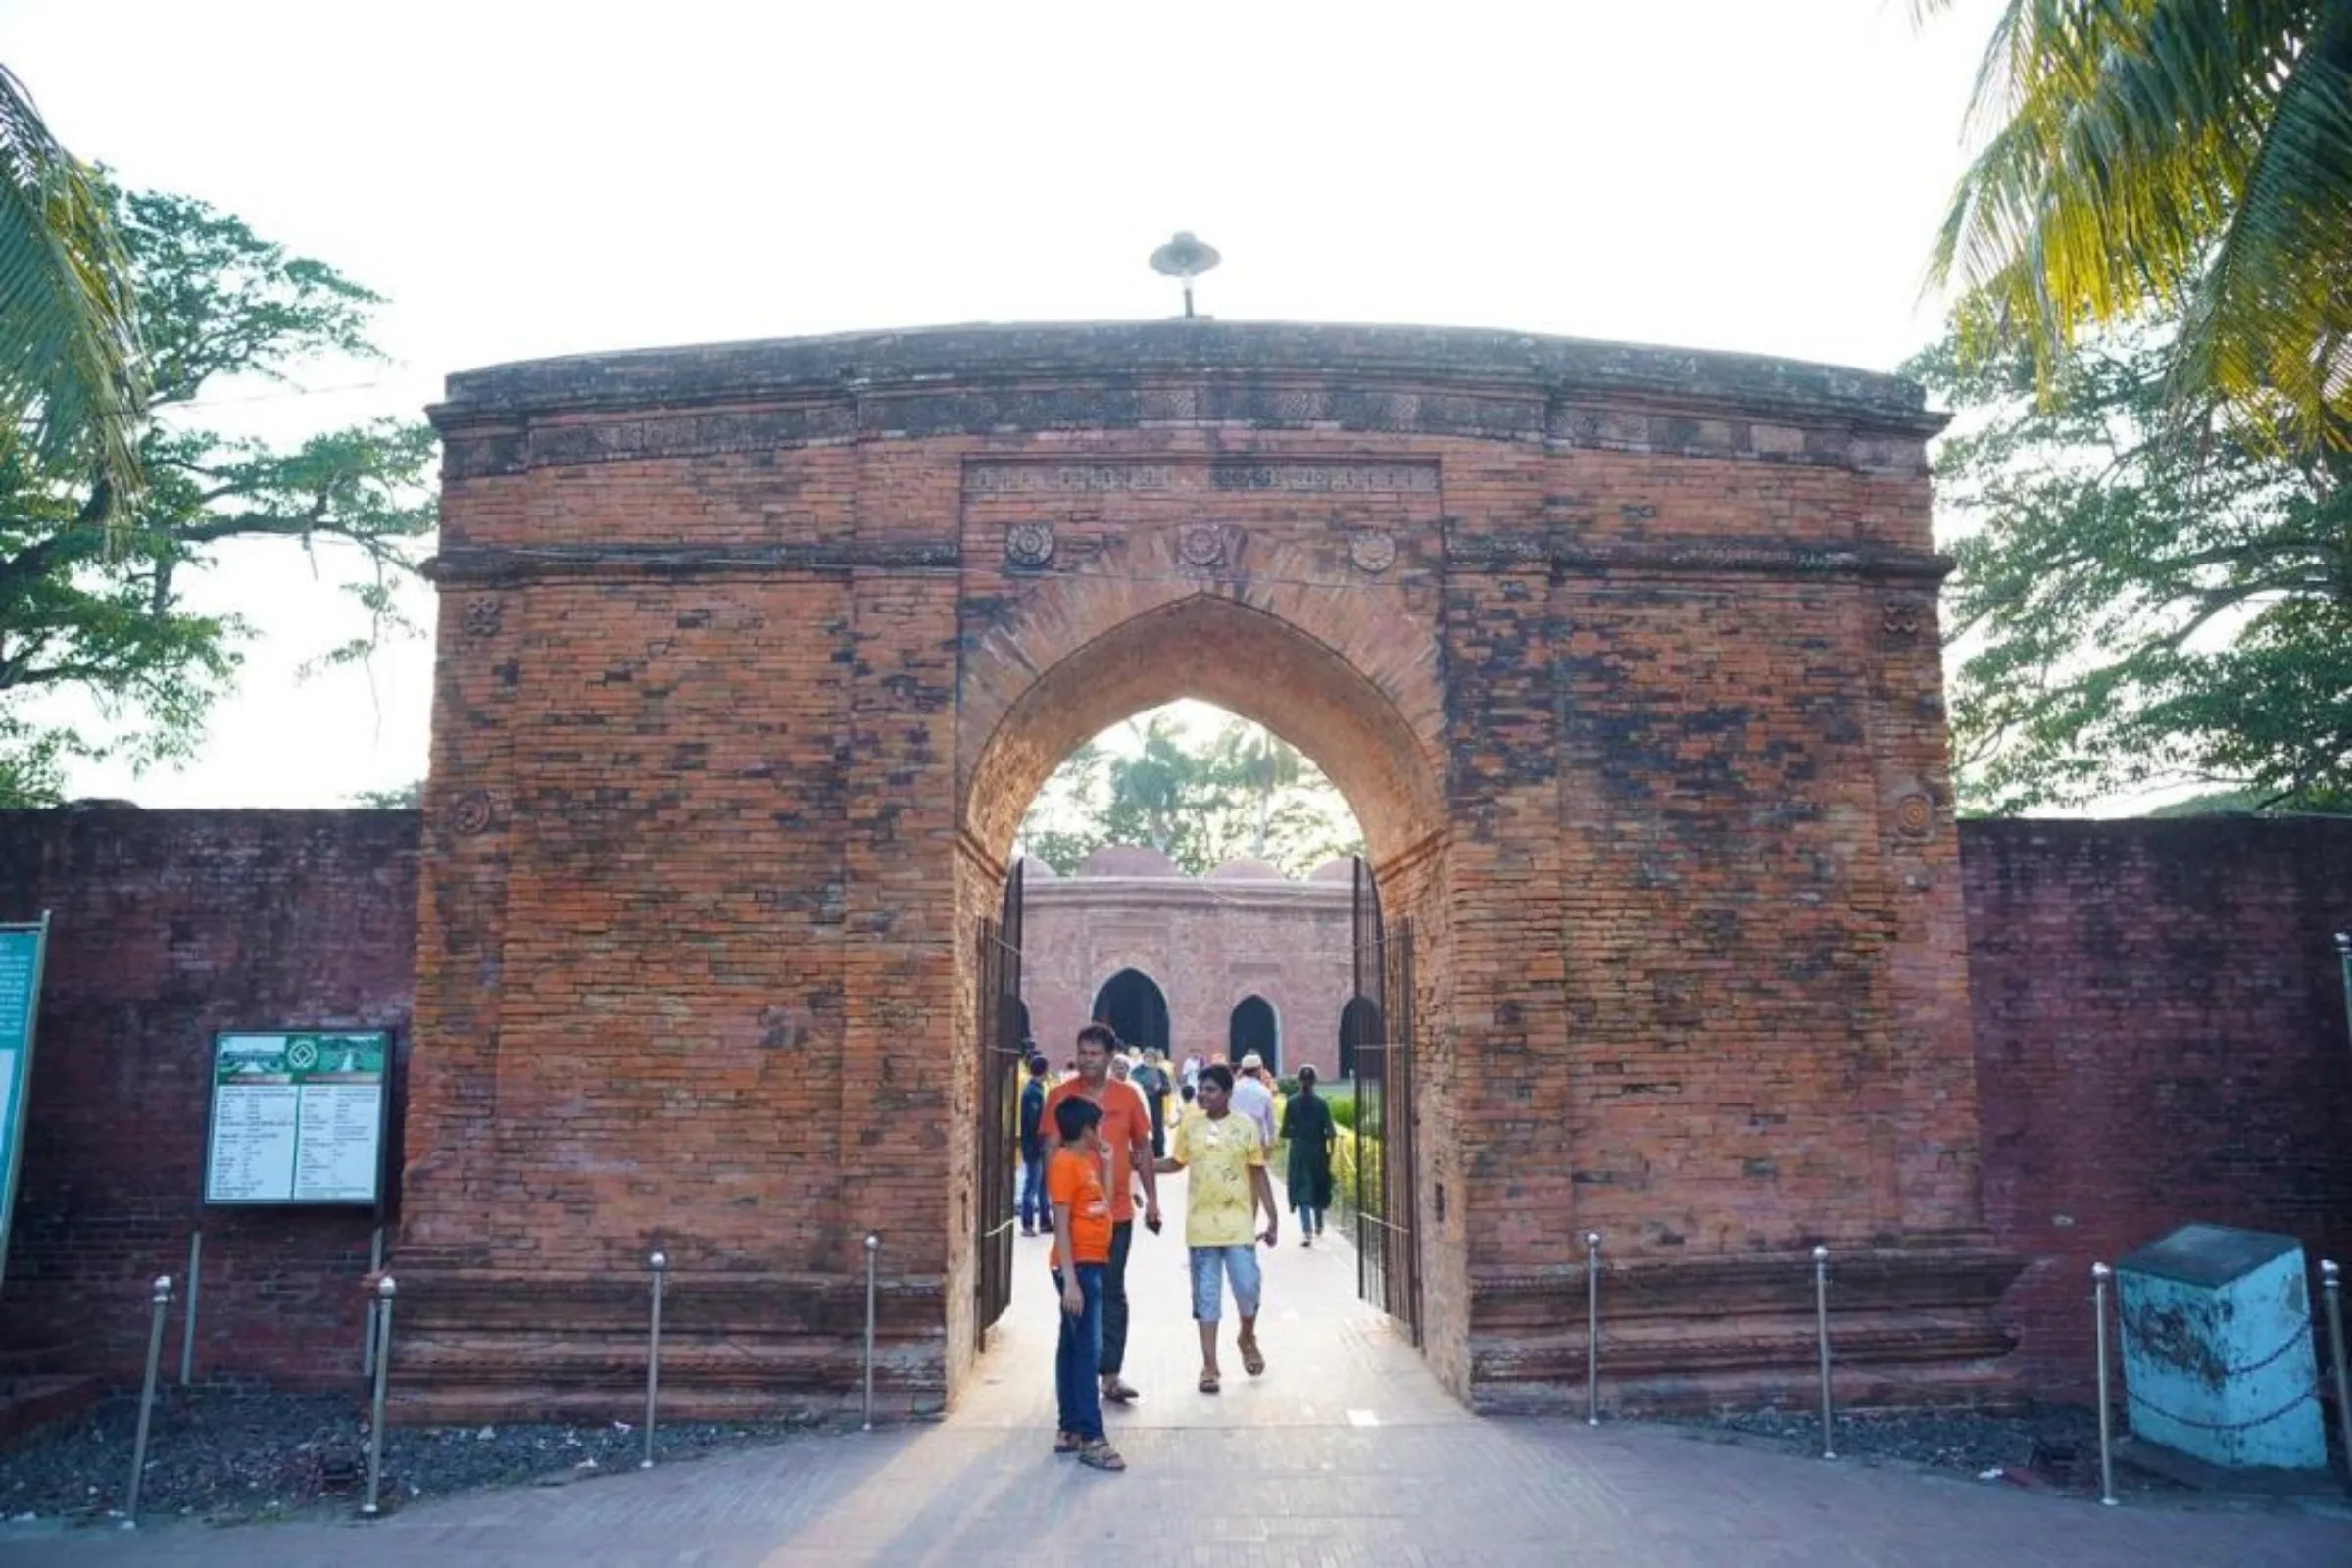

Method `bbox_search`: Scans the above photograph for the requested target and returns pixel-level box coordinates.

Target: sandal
[1198,1369,1221,1394]
[1054,1431,1081,1455]
[1102,1379,1139,1405]
[1077,1440,1126,1472]
[1240,1340,1265,1377]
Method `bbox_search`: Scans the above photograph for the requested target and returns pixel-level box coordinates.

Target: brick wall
[0,808,417,1388]
[1019,857,1354,1075]
[1962,817,2352,1396]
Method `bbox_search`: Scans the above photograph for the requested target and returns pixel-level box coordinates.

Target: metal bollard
[1584,1232,1601,1427]
[642,1251,667,1470]
[362,1276,396,1518]
[178,1233,201,1386]
[862,1233,880,1431]
[2323,1261,2350,1495]
[362,1226,384,1376]
[1812,1246,1835,1460]
[2091,1262,2118,1506]
[122,1274,172,1528]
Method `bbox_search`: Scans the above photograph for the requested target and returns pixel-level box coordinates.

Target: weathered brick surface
[1962,817,2352,1396]
[405,319,1998,1416]
[0,808,416,1388]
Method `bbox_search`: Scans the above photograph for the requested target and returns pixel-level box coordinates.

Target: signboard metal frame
[0,914,51,1293]
[203,1027,393,1207]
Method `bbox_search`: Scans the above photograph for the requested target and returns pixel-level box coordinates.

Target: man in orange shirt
[1043,1022,1161,1406]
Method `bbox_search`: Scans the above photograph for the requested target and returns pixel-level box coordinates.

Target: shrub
[1325,1086,1357,1131]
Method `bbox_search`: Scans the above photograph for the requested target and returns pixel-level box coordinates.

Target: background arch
[1091,967,1170,1055]
[1338,995,1382,1081]
[1228,994,1280,1072]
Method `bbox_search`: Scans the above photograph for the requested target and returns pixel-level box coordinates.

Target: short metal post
[642,1251,667,1470]
[362,1276,395,1518]
[122,1274,172,1528]
[2091,1261,2118,1506]
[1584,1231,1601,1427]
[862,1232,880,1431]
[2323,1260,2351,1494]
[178,1233,201,1386]
[362,1225,384,1376]
[1813,1245,1835,1460]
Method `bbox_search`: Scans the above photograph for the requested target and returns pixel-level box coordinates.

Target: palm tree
[0,63,143,515]
[1924,1,2352,449]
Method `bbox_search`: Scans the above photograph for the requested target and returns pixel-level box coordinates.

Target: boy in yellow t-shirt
[1156,1063,1279,1393]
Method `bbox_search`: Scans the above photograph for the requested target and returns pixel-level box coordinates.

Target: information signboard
[0,916,50,1290]
[204,1031,389,1205]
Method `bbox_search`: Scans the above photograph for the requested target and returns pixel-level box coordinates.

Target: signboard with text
[204,1031,389,1205]
[0,917,50,1289]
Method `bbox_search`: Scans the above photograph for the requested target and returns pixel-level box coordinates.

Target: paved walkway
[5,1176,2347,1565]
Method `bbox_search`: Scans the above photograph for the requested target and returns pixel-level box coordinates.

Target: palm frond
[0,63,144,514]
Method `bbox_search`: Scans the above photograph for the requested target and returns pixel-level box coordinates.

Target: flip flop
[1102,1380,1139,1405]
[1054,1430,1082,1454]
[1077,1440,1126,1472]
[1240,1340,1265,1377]
[1198,1370,1221,1394]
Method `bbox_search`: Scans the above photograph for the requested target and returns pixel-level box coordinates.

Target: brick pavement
[5,1178,2346,1565]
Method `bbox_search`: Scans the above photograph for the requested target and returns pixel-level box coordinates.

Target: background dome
[1206,857,1286,881]
[1077,844,1183,878]
[1307,857,1357,882]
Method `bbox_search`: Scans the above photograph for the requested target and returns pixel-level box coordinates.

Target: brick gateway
[401,322,2017,1420]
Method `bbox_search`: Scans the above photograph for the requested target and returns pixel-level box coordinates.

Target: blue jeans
[1018,1152,1047,1229]
[1052,1264,1105,1442]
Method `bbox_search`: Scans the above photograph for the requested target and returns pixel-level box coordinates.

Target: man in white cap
[1231,1053,1277,1151]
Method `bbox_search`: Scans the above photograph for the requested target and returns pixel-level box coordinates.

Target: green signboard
[0,917,49,1291]
[204,1030,390,1205]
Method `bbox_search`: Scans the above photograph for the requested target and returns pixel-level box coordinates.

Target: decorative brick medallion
[461,598,504,640]
[1349,530,1397,574]
[1004,522,1054,570]
[1882,598,1930,640]
[448,790,498,837]
[1178,524,1228,569]
[1893,792,1935,839]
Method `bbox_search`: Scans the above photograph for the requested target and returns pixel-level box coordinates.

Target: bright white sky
[2,0,2007,808]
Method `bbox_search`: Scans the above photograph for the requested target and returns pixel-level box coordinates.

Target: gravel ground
[1661,1403,2159,1495]
[0,1388,836,1528]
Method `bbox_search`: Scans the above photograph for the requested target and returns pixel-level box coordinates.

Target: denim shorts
[1188,1244,1261,1321]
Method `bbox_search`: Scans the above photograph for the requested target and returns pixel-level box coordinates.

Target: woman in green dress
[1278,1065,1337,1247]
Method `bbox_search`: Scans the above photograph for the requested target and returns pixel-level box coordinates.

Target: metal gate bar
[973,864,1025,1350]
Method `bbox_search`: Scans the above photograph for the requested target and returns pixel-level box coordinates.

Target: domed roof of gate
[1206,858,1285,882]
[1019,858,1059,881]
[1078,844,1182,878]
[1307,858,1357,883]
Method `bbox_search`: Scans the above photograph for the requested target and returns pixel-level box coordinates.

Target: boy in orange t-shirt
[1047,1096,1124,1472]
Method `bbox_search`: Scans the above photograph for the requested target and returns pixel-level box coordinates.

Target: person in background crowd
[1044,1023,1160,1408]
[1231,1052,1278,1151]
[1046,1095,1124,1472]
[1156,1063,1277,1393]
[1278,1064,1336,1247]
[1133,1049,1173,1158]
[1018,1051,1054,1236]
[1181,1054,1202,1098]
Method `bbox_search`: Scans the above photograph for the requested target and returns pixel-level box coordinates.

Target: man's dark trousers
[1100,1220,1134,1379]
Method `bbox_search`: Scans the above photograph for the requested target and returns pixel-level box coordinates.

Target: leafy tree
[0,64,145,519]
[1922,1,2352,448]
[1912,318,2352,812]
[0,188,434,804]
[1016,709,1365,876]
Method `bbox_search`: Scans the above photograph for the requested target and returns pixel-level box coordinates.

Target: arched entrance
[408,320,2004,1427]
[1228,995,1279,1072]
[1092,967,1170,1054]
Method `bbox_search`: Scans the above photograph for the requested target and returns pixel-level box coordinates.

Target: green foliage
[0,188,435,805]
[351,779,421,808]
[1332,1126,1382,1222]
[1324,1087,1357,1132]
[1912,318,2352,812]
[1017,709,1365,876]
[0,66,144,522]
[1923,0,2352,449]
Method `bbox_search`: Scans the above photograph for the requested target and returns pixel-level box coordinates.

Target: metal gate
[1348,857,1422,1344]
[973,861,1025,1350]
